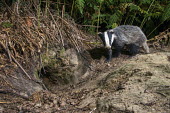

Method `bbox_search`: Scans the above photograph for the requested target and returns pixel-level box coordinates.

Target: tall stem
[140,0,155,28]
[147,20,165,38]
[96,1,102,33]
[45,0,49,16]
[37,0,41,27]
[71,0,75,17]
[130,12,136,25]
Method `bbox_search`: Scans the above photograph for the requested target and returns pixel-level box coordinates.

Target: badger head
[98,30,116,49]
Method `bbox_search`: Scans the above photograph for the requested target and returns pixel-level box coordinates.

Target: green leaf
[112,23,118,28]
[161,3,170,21]
[119,0,133,3]
[1,22,13,28]
[129,3,140,11]
[128,3,147,14]
[140,0,152,4]
[148,12,161,18]
[75,0,85,14]
[110,10,123,23]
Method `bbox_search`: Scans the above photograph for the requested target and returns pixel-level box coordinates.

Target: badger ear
[98,32,103,38]
[109,30,114,34]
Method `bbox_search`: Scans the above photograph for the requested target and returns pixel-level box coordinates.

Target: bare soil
[0,47,170,113]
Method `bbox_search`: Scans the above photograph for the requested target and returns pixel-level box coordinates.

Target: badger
[98,25,150,62]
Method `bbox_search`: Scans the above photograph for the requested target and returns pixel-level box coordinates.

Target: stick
[0,102,12,104]
[6,38,12,62]
[0,41,31,80]
[10,53,32,79]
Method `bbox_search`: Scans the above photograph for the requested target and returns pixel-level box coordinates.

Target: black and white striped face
[98,31,116,49]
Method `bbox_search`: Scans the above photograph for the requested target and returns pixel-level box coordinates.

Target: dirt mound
[96,52,170,113]
[0,5,98,98]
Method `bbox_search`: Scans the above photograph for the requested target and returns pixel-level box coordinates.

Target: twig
[5,37,12,62]
[57,16,90,51]
[11,52,32,80]
[61,5,65,27]
[0,74,13,88]
[48,9,64,47]
[41,1,69,5]
[0,41,32,80]
[81,25,101,28]
[0,102,12,104]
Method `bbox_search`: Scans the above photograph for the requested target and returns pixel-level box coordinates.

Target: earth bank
[1,50,170,113]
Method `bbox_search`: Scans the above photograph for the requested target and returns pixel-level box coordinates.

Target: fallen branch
[0,41,32,80]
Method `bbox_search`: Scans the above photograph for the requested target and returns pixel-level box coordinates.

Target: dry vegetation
[0,1,98,88]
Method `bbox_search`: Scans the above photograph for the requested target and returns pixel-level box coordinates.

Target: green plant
[5,0,169,38]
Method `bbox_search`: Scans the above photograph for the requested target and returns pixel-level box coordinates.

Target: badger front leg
[106,48,112,62]
[128,44,139,56]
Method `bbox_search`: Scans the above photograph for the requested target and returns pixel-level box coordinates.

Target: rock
[64,48,79,69]
[35,103,42,107]
[0,106,4,112]
[41,48,89,91]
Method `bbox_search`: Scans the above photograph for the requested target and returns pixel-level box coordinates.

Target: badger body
[98,25,150,62]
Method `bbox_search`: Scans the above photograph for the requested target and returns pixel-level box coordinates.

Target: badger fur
[98,25,150,62]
